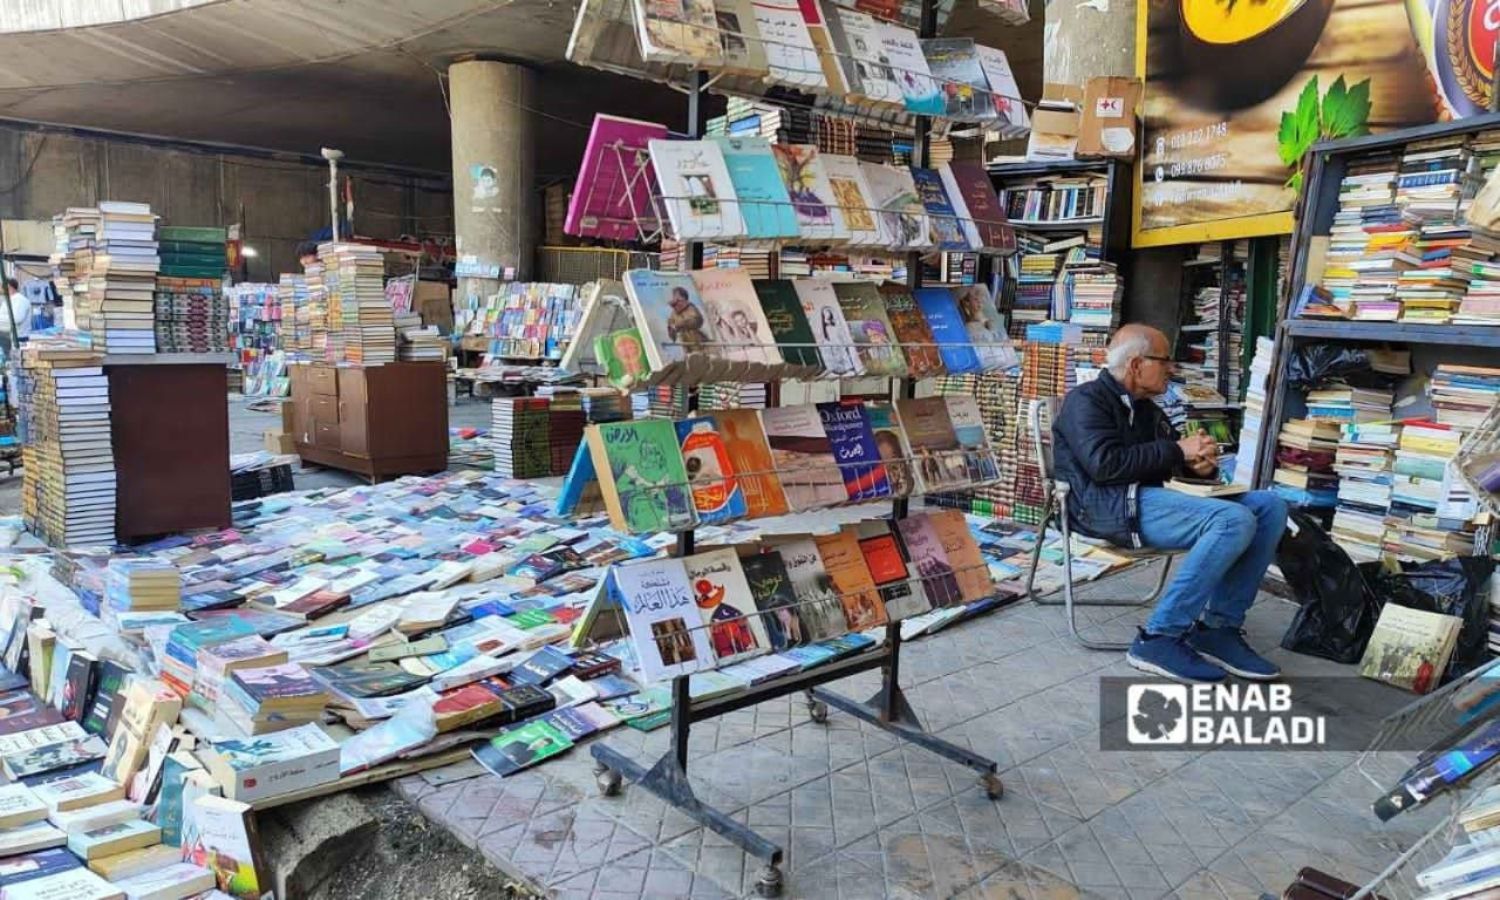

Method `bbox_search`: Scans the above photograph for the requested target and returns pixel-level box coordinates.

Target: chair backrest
[1027,397,1061,481]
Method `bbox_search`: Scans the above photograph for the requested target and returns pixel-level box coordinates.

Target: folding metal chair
[1022,397,1176,650]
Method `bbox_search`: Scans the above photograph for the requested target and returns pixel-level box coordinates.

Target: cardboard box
[1078,76,1142,160]
[415,281,454,335]
[264,430,295,454]
[1026,108,1080,161]
[1041,82,1084,108]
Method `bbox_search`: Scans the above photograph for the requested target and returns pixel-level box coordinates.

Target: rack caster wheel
[806,700,829,725]
[595,765,622,797]
[754,864,783,897]
[980,773,1004,800]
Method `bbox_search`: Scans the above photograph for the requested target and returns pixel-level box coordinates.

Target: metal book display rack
[562,0,1019,892]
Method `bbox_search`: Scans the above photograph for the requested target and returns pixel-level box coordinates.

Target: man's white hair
[1106,329,1154,376]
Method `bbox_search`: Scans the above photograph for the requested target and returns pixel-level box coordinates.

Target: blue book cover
[914,288,981,374]
[675,417,749,525]
[0,848,80,887]
[815,401,890,502]
[910,168,970,250]
[712,136,800,240]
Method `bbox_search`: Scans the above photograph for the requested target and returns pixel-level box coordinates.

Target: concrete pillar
[448,58,538,297]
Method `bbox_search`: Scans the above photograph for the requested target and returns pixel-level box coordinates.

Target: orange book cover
[712,409,789,518]
[813,530,888,631]
[928,509,994,602]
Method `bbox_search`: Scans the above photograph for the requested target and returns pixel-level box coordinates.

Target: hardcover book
[773,538,851,642]
[914,287,981,375]
[816,401,890,501]
[712,136,800,240]
[894,397,969,492]
[683,548,771,665]
[951,284,1016,371]
[910,167,971,250]
[648,139,746,241]
[771,144,848,242]
[944,161,1016,254]
[760,404,846,511]
[791,279,864,377]
[812,530,888,631]
[712,409,790,518]
[752,279,824,378]
[613,558,718,682]
[738,551,806,650]
[880,283,945,378]
[586,419,699,534]
[675,417,749,525]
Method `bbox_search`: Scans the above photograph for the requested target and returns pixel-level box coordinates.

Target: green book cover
[593,328,653,389]
[472,720,572,777]
[595,420,699,534]
[751,279,821,370]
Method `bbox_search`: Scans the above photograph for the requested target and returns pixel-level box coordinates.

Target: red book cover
[947,161,1016,253]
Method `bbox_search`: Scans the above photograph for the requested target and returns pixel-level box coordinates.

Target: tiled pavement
[396,572,1448,900]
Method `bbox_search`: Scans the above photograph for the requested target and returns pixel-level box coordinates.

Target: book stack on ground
[320,243,394,365]
[492,397,552,479]
[1271,419,1341,510]
[1331,422,1400,563]
[76,202,161,355]
[158,618,257,699]
[18,342,116,548]
[543,393,587,477]
[104,560,180,613]
[221,663,330,735]
[1388,421,1469,551]
[579,387,629,423]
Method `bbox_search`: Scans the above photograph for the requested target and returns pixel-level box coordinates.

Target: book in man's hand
[1163,477,1248,498]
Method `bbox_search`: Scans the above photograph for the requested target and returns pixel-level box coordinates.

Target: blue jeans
[1136,488,1289,636]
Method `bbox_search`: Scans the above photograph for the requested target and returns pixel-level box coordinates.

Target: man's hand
[1177,432,1217,463]
[1187,455,1217,477]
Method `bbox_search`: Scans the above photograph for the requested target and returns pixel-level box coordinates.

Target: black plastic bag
[1277,511,1381,663]
[1367,556,1496,683]
[1285,345,1400,391]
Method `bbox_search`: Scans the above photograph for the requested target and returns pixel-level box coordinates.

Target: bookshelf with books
[1165,240,1246,453]
[1257,115,1500,574]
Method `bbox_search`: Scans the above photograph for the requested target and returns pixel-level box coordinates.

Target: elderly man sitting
[1050,324,1288,684]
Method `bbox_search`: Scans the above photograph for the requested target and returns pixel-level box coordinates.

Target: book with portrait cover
[878,283,945,379]
[624,269,719,381]
[594,328,654,390]
[565,115,670,242]
[752,279,823,378]
[823,1,904,106]
[691,267,783,380]
[792,279,864,377]
[945,395,1000,482]
[587,419,699,535]
[473,719,574,778]
[864,402,917,499]
[773,538,848,643]
[816,401,890,502]
[760,405,846,511]
[813,530,888,631]
[675,417,748,525]
[832,282,908,377]
[683,549,770,665]
[613,558,718,682]
[952,284,1017,371]
[712,409,789,518]
[739,550,806,650]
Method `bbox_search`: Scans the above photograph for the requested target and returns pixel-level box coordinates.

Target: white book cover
[791,279,864,378]
[859,162,931,251]
[1,867,122,900]
[613,557,718,683]
[683,548,772,665]
[973,45,1031,134]
[876,23,942,115]
[750,0,826,90]
[0,820,67,856]
[829,5,904,106]
[647,139,745,241]
[820,154,886,246]
[113,862,216,900]
[0,784,46,828]
[633,0,723,65]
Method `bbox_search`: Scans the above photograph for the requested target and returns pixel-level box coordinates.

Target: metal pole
[322,148,344,243]
[0,226,19,429]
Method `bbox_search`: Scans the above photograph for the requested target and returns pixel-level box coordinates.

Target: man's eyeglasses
[1143,354,1175,365]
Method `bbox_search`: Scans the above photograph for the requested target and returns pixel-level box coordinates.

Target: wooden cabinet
[107,357,232,542]
[289,362,447,481]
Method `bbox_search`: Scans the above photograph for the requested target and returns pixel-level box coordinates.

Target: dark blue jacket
[1051,370,1186,548]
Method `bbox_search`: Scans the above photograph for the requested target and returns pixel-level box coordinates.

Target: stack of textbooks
[222,663,330,734]
[319,243,393,365]
[18,343,116,548]
[159,618,257,699]
[1010,251,1062,335]
[1304,386,1394,424]
[74,202,161,355]
[153,278,229,354]
[397,321,446,362]
[279,273,310,355]
[492,397,552,479]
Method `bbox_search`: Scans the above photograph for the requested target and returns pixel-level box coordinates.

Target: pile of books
[1010,251,1062,335]
[1320,152,1410,318]
[278,273,309,355]
[153,277,228,354]
[222,662,330,735]
[492,397,552,479]
[1272,419,1341,509]
[75,202,161,355]
[1331,422,1400,563]
[51,208,100,330]
[395,307,446,363]
[1304,386,1394,424]
[319,243,394,365]
[1430,364,1500,429]
[1394,135,1471,322]
[17,342,116,548]
[104,561,180,613]
[1064,261,1119,331]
